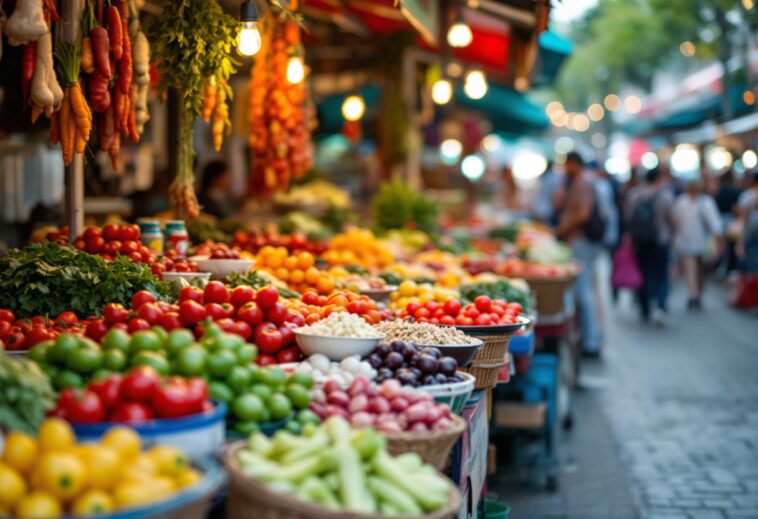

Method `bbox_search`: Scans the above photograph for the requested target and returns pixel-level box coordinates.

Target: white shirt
[673,194,722,255]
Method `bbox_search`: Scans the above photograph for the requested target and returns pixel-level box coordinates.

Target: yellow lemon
[78,444,121,491]
[0,463,27,508]
[112,482,157,509]
[33,453,87,501]
[14,491,62,519]
[37,419,75,453]
[1,431,38,475]
[121,454,159,483]
[100,427,141,462]
[70,490,114,516]
[175,468,202,489]
[146,446,189,477]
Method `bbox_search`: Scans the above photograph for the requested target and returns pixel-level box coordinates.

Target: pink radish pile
[309,376,454,433]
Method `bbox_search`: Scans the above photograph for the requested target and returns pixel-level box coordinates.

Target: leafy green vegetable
[0,353,56,434]
[0,242,171,318]
[372,180,439,234]
[459,279,534,314]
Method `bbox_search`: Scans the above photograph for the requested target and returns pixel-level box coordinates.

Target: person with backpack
[556,152,606,357]
[624,167,675,325]
[672,178,724,310]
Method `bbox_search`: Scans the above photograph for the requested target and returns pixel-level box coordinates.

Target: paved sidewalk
[493,283,758,519]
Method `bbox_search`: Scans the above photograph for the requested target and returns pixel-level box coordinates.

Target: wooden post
[59,0,85,240]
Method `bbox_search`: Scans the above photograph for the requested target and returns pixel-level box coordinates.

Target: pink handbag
[612,237,643,289]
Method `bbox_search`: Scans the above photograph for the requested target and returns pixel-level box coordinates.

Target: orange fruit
[289,269,304,284]
[297,252,315,269]
[274,267,289,281]
[283,256,299,270]
[304,267,320,285]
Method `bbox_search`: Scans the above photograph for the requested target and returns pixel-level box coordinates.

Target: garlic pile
[293,354,376,389]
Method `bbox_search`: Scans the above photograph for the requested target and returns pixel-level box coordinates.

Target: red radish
[348,376,370,397]
[350,412,376,428]
[377,420,403,433]
[424,406,443,425]
[325,404,350,420]
[311,388,326,404]
[390,397,410,413]
[309,402,327,419]
[368,396,391,414]
[327,391,350,408]
[379,379,402,400]
[324,379,341,395]
[348,394,369,414]
[433,417,452,431]
[405,402,428,424]
[410,422,429,432]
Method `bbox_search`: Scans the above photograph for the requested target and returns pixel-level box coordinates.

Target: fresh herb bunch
[0,242,171,318]
[148,0,238,218]
[372,180,439,234]
[0,353,56,434]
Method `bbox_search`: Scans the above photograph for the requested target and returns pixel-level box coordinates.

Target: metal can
[164,220,190,257]
[138,219,163,255]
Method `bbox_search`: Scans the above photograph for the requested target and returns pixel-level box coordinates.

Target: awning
[454,82,549,134]
[532,30,572,86]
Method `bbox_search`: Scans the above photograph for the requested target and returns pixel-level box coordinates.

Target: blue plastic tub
[509,330,535,356]
[72,402,227,462]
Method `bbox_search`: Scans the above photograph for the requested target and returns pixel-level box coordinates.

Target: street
[494,279,758,519]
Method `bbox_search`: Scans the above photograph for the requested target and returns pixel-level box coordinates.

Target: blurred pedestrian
[714,169,742,276]
[197,161,235,219]
[625,167,675,324]
[673,179,724,310]
[590,162,619,250]
[555,152,604,356]
[499,165,525,211]
[736,171,758,274]
[532,160,561,226]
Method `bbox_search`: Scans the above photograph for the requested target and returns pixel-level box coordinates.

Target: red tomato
[127,317,151,333]
[474,314,493,326]
[278,324,295,346]
[159,312,183,331]
[151,382,194,418]
[103,241,122,256]
[276,346,300,364]
[0,309,15,323]
[203,281,230,305]
[216,318,236,333]
[301,291,319,306]
[413,308,431,320]
[118,224,140,242]
[131,290,156,310]
[237,302,264,326]
[255,326,283,354]
[416,317,430,323]
[0,321,12,338]
[120,240,139,255]
[137,302,163,325]
[287,312,305,327]
[204,303,227,321]
[220,303,236,319]
[185,377,209,402]
[63,390,105,424]
[89,375,122,410]
[5,332,25,351]
[103,303,130,325]
[179,286,204,303]
[102,224,120,241]
[430,318,440,324]
[256,353,277,366]
[434,309,446,319]
[82,226,101,241]
[85,319,109,341]
[442,299,461,317]
[406,302,422,316]
[25,327,55,347]
[128,251,143,263]
[231,320,252,340]
[86,236,105,254]
[498,316,514,325]
[266,303,288,325]
[255,287,279,310]
[464,306,480,319]
[474,296,491,313]
[74,239,87,251]
[110,402,153,424]
[440,315,456,326]
[15,320,33,333]
[424,301,440,313]
[346,300,368,315]
[179,300,207,326]
[31,316,50,328]
[455,315,474,326]
[55,311,78,326]
[507,302,523,315]
[489,304,505,317]
[230,286,255,308]
[121,367,160,401]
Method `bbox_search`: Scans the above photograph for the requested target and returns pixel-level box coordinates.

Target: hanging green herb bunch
[148,0,238,218]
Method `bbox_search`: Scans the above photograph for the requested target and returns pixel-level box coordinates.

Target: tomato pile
[150,249,199,277]
[0,310,83,351]
[51,367,211,424]
[73,225,153,264]
[398,296,523,326]
[287,290,392,325]
[192,241,241,259]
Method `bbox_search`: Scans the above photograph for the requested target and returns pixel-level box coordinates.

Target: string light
[286,57,305,84]
[744,91,756,106]
[624,95,642,113]
[587,103,604,121]
[341,95,366,121]
[447,22,473,48]
[604,94,621,111]
[237,1,262,57]
[431,79,453,105]
[680,41,696,57]
[464,70,488,99]
[571,114,590,132]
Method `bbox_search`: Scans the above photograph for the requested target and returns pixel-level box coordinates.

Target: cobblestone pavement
[494,282,758,519]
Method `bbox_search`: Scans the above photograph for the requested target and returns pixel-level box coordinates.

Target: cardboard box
[494,401,547,429]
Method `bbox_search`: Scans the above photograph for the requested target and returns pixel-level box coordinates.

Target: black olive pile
[365,340,463,387]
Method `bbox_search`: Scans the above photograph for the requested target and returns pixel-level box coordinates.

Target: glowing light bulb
[431,79,453,105]
[440,139,463,164]
[464,70,487,99]
[461,154,485,181]
[238,21,262,56]
[286,56,305,84]
[447,22,473,48]
[342,95,365,122]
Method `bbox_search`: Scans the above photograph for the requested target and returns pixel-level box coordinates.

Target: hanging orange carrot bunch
[52,42,92,166]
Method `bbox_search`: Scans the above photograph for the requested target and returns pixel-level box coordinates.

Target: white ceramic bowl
[360,286,398,304]
[294,331,385,361]
[407,372,475,414]
[193,259,254,279]
[161,271,212,283]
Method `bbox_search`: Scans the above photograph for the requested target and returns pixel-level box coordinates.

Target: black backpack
[630,193,659,243]
[584,185,607,242]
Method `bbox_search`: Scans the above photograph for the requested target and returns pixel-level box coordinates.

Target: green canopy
[533,31,573,86]
[455,83,549,134]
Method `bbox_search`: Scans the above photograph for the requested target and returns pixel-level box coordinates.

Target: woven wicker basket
[224,442,462,519]
[467,334,511,365]
[460,362,503,390]
[385,414,466,470]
